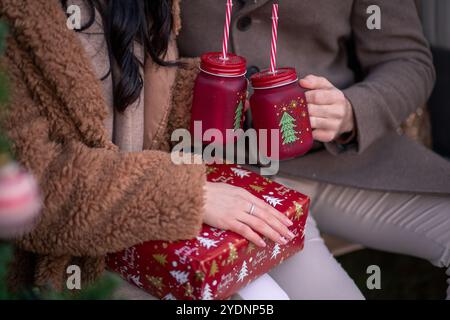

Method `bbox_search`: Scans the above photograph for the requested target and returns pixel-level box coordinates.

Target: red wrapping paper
[107,164,309,300]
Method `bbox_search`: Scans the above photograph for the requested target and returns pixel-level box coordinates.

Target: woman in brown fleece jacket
[0,0,295,293]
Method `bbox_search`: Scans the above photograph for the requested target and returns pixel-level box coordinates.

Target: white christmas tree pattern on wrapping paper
[162,293,177,300]
[170,270,190,285]
[202,283,214,300]
[128,274,143,288]
[237,261,249,282]
[263,195,283,207]
[271,244,281,260]
[230,167,251,178]
[197,236,219,249]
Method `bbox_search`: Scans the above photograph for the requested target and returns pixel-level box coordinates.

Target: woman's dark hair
[60,0,177,112]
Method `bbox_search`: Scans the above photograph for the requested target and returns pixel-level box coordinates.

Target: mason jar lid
[200,52,247,77]
[250,68,298,89]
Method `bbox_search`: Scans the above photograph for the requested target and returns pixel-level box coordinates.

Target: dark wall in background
[429,47,450,158]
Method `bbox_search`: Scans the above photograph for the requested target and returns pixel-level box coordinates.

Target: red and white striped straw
[269,3,279,73]
[222,0,233,60]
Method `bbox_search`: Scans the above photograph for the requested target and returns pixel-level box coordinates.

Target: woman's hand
[203,182,295,248]
[300,75,355,143]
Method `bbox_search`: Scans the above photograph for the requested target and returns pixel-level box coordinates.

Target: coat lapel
[143,38,179,150]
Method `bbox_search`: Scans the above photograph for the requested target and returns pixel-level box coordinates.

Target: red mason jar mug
[250,68,313,160]
[190,52,248,145]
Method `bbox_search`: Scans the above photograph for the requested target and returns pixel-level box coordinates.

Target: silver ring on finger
[248,203,256,216]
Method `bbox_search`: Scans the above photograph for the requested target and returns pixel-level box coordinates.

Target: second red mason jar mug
[190,52,248,145]
[250,68,313,160]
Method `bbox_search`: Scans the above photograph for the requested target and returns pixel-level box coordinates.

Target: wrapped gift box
[107,164,309,300]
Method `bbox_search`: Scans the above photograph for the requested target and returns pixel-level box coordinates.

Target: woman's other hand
[203,182,295,247]
[300,75,355,143]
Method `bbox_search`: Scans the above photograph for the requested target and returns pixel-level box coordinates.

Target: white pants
[236,215,365,300]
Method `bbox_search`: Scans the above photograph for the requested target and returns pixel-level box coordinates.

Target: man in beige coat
[179,0,450,298]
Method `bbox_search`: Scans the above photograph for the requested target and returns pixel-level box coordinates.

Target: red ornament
[0,162,41,238]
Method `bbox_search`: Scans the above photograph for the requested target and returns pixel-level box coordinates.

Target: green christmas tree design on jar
[234,100,244,130]
[279,112,299,145]
[250,67,313,160]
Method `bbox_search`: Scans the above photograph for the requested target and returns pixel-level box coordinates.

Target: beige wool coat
[0,0,205,290]
[178,0,450,195]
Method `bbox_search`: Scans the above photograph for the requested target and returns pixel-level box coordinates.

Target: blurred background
[419,0,450,160]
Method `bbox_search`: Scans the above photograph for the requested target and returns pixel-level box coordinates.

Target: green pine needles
[234,100,244,130]
[279,112,299,145]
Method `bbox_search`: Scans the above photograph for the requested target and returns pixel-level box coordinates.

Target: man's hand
[300,75,355,143]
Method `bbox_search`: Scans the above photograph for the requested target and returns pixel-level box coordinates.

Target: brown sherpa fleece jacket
[0,0,205,291]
